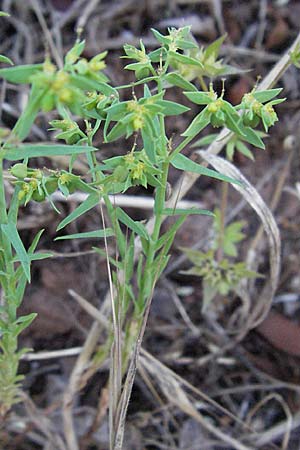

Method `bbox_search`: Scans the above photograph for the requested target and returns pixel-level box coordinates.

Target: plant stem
[217,180,228,261]
[199,75,208,91]
[169,135,195,161]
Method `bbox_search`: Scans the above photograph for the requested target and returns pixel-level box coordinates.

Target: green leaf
[192,133,218,147]
[253,88,282,103]
[13,313,37,337]
[170,153,241,185]
[151,28,170,45]
[12,86,47,140]
[224,110,245,136]
[155,216,186,251]
[57,193,100,231]
[15,229,48,305]
[169,51,203,68]
[1,223,31,282]
[55,228,114,240]
[116,207,149,241]
[0,11,10,16]
[164,73,197,91]
[104,101,129,120]
[65,40,85,64]
[69,74,117,97]
[162,208,213,216]
[141,128,156,164]
[0,64,43,83]
[3,143,96,161]
[221,102,245,136]
[226,139,235,160]
[202,281,218,312]
[106,121,128,142]
[156,100,189,116]
[181,110,210,137]
[241,127,265,149]
[0,55,13,65]
[236,140,254,160]
[204,35,226,60]
[184,91,214,105]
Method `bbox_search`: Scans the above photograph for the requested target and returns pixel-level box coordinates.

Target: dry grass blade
[245,393,292,450]
[140,351,252,450]
[20,392,67,450]
[197,150,281,328]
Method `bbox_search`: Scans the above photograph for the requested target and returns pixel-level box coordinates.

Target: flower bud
[10,163,28,179]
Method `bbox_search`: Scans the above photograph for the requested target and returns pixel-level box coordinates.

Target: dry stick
[247,146,294,267]
[76,0,102,31]
[30,0,63,69]
[62,318,104,450]
[245,393,292,450]
[62,32,300,449]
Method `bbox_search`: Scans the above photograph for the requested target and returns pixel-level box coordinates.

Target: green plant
[0,18,285,446]
[181,209,261,311]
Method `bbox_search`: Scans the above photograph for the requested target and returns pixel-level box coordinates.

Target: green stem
[139,160,169,305]
[198,76,208,92]
[216,180,228,262]
[168,135,195,161]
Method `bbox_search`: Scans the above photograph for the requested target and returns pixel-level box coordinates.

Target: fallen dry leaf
[257,310,300,356]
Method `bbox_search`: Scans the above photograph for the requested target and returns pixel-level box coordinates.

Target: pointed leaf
[253,88,282,103]
[170,153,241,185]
[1,223,31,282]
[0,64,43,83]
[55,229,114,241]
[184,91,214,105]
[12,86,47,140]
[156,100,189,115]
[181,110,210,137]
[57,193,100,231]
[4,143,96,161]
[0,55,13,65]
[116,207,149,240]
[164,73,197,91]
[242,127,265,149]
[69,74,116,96]
[162,208,213,216]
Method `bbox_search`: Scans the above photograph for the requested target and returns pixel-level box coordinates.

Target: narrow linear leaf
[116,207,149,241]
[13,252,53,263]
[12,86,47,140]
[55,229,114,240]
[170,153,242,185]
[4,143,96,161]
[57,193,100,231]
[1,223,31,282]
[162,208,214,216]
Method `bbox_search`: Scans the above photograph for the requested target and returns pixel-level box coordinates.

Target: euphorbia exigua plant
[0,16,287,449]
